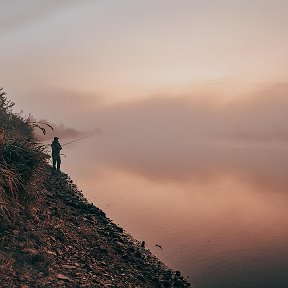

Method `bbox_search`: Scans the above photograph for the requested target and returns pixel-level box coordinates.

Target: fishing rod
[42,128,102,148]
[62,133,96,146]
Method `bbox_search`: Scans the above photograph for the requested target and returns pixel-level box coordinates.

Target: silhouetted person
[51,137,62,171]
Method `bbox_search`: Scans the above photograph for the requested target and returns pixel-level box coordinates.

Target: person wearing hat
[51,137,62,171]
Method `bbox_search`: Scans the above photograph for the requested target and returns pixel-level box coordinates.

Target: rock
[20,274,31,281]
[56,274,71,281]
[62,264,78,269]
[46,250,57,256]
[23,248,38,255]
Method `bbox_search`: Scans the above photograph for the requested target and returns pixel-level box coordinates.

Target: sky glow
[1,0,288,119]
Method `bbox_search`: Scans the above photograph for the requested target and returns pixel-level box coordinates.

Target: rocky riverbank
[0,166,191,287]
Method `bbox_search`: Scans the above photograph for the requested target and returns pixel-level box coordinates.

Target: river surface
[62,139,288,288]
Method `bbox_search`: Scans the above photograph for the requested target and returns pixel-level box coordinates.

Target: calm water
[62,140,288,288]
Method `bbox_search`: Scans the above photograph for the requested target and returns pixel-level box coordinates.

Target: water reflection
[63,142,288,288]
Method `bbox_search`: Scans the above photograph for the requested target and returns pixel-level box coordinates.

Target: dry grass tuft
[0,164,22,223]
[0,88,49,227]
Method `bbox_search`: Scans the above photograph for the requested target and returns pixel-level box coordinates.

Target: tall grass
[0,88,48,228]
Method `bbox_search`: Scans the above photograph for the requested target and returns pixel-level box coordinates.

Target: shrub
[0,88,48,227]
[0,87,34,139]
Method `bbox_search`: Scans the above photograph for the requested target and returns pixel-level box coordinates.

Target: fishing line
[62,133,95,146]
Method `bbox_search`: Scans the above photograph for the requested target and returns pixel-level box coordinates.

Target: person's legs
[52,157,56,170]
[56,155,61,170]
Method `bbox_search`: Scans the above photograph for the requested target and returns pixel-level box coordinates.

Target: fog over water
[38,85,288,288]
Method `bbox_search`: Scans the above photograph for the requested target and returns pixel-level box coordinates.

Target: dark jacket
[51,140,62,157]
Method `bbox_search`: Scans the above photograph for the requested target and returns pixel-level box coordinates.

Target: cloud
[65,82,288,190]
[89,82,288,144]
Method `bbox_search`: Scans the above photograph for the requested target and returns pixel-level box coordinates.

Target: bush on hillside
[0,88,48,228]
[0,87,34,139]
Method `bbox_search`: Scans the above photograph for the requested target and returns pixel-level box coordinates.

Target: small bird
[155,244,163,250]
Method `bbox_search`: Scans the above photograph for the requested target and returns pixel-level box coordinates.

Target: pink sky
[1,0,288,123]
